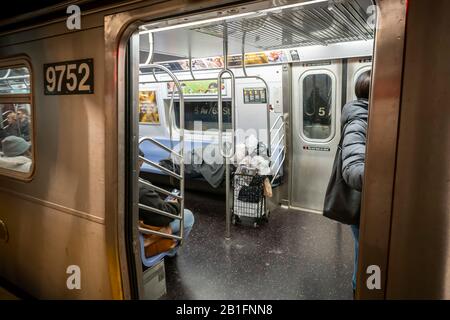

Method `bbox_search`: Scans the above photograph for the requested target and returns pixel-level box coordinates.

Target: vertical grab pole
[188,32,196,81]
[242,31,248,77]
[179,80,185,245]
[241,35,271,157]
[218,22,235,240]
[224,22,229,70]
[265,78,271,158]
[144,32,154,65]
[218,70,235,240]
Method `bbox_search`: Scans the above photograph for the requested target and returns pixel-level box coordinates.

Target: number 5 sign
[44,58,94,95]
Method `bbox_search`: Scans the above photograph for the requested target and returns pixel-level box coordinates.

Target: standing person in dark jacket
[138,148,194,257]
[340,70,371,295]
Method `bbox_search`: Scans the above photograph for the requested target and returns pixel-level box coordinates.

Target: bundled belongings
[237,174,265,203]
[233,171,266,222]
[238,155,271,176]
[232,136,273,224]
[232,163,271,226]
[159,145,226,188]
[234,135,269,163]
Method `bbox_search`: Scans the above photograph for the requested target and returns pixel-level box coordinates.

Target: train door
[346,58,372,102]
[290,61,342,212]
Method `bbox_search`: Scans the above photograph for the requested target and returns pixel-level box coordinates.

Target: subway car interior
[130,0,375,299]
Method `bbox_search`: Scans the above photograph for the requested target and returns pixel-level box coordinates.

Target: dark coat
[0,123,20,141]
[139,184,179,227]
[340,99,369,192]
[19,119,31,141]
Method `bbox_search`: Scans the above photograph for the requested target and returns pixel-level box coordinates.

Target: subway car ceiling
[139,0,375,66]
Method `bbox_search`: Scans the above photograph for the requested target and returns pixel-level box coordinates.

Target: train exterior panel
[0,22,113,299]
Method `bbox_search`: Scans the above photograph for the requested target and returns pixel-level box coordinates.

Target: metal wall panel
[356,0,407,300]
[0,26,113,299]
[0,193,111,299]
[386,0,450,299]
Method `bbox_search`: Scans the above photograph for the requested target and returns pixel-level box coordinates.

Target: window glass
[302,73,333,140]
[0,66,31,95]
[0,62,33,178]
[174,101,232,131]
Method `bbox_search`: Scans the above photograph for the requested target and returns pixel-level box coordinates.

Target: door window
[301,72,333,141]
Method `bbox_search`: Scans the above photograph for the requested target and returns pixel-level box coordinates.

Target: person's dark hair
[355,70,371,100]
[139,148,144,157]
[17,107,29,116]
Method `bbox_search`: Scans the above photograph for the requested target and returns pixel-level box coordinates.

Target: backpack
[323,123,361,225]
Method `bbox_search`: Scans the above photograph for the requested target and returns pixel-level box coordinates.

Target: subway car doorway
[123,0,378,300]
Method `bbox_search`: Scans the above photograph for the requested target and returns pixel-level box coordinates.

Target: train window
[173,101,232,132]
[0,59,34,179]
[0,66,30,95]
[301,72,333,141]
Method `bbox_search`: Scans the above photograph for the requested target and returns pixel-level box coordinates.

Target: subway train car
[0,0,449,300]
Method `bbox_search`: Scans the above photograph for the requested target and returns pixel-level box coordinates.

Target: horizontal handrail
[271,149,286,184]
[139,156,182,180]
[271,145,285,169]
[138,63,185,245]
[139,178,182,201]
[269,115,285,179]
[270,124,284,146]
[270,115,284,132]
[139,203,182,221]
[139,137,183,159]
[0,75,30,80]
[139,227,182,241]
[271,133,285,155]
[0,69,11,79]
[139,62,281,77]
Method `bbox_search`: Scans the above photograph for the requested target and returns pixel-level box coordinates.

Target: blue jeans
[167,209,195,257]
[350,225,360,290]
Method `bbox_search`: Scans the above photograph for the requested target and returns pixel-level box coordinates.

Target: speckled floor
[162,191,355,300]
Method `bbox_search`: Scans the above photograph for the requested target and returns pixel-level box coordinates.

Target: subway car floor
[161,190,355,300]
